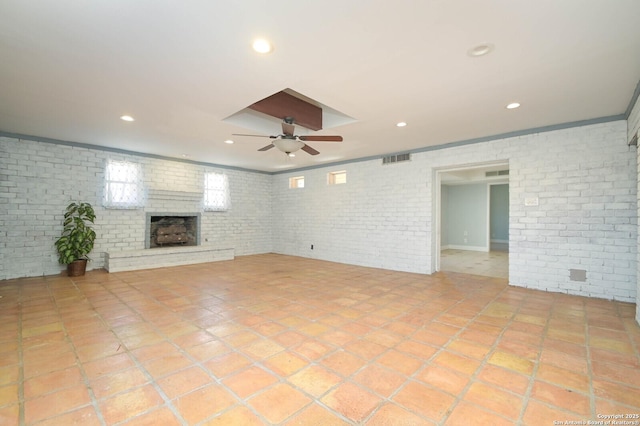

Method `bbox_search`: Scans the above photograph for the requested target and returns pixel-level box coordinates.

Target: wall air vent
[382,153,411,165]
[485,169,509,177]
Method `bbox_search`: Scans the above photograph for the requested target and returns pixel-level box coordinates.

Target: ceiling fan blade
[233,133,270,138]
[301,144,320,155]
[282,121,295,136]
[233,134,279,140]
[299,135,343,142]
[258,144,275,151]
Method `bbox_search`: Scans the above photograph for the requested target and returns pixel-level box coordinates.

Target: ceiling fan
[233,117,343,156]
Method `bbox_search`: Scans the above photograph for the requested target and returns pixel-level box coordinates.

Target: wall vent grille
[382,153,411,165]
[485,169,509,177]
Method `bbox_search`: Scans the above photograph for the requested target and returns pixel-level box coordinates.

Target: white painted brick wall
[272,160,430,273]
[631,93,640,323]
[0,137,273,280]
[1,120,637,305]
[629,92,640,145]
[272,120,637,302]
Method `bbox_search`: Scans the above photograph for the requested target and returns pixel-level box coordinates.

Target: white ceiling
[1,1,639,173]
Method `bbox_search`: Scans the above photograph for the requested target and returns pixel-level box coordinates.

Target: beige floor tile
[1,253,638,424]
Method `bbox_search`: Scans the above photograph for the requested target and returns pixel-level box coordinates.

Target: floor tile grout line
[17,281,25,425]
[117,284,267,424]
[229,297,380,424]
[585,301,599,421]
[128,297,247,420]
[358,275,518,425]
[514,290,556,425]
[215,270,457,424]
[188,309,334,424]
[618,300,640,362]
[18,270,480,426]
[430,278,528,426]
[584,300,640,418]
[519,294,622,421]
[47,277,109,426]
[103,272,302,426]
[256,329,385,424]
[74,276,192,426]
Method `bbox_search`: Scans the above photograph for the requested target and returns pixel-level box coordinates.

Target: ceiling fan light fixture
[273,138,305,154]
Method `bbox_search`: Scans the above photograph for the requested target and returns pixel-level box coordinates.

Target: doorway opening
[434,162,509,279]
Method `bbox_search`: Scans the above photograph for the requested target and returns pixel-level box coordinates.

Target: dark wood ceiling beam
[248,90,323,131]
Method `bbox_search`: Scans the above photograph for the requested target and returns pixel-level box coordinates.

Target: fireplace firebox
[145,213,201,249]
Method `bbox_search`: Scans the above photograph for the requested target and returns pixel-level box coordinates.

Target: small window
[204,172,230,211]
[328,170,347,185]
[104,160,145,209]
[289,176,304,189]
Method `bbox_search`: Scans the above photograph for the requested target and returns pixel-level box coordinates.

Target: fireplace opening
[146,214,200,249]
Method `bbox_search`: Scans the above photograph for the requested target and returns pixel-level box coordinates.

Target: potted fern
[54,202,97,277]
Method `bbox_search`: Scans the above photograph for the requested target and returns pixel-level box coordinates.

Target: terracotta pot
[67,259,87,277]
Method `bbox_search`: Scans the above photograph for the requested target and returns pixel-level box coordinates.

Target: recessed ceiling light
[224,139,234,144]
[120,115,135,122]
[252,38,273,54]
[396,122,407,127]
[288,153,295,158]
[506,102,521,109]
[467,43,494,57]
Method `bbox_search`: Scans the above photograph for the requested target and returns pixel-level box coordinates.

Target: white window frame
[103,160,145,209]
[328,170,347,185]
[289,176,305,189]
[204,172,230,211]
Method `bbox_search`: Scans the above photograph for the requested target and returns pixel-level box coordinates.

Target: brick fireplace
[107,211,231,272]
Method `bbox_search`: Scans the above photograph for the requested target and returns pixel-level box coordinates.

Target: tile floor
[0,253,639,425]
[440,249,508,279]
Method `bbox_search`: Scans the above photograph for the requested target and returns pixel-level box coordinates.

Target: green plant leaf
[54,201,97,264]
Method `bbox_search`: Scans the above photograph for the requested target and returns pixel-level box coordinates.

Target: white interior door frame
[433,170,442,273]
[432,160,509,273]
